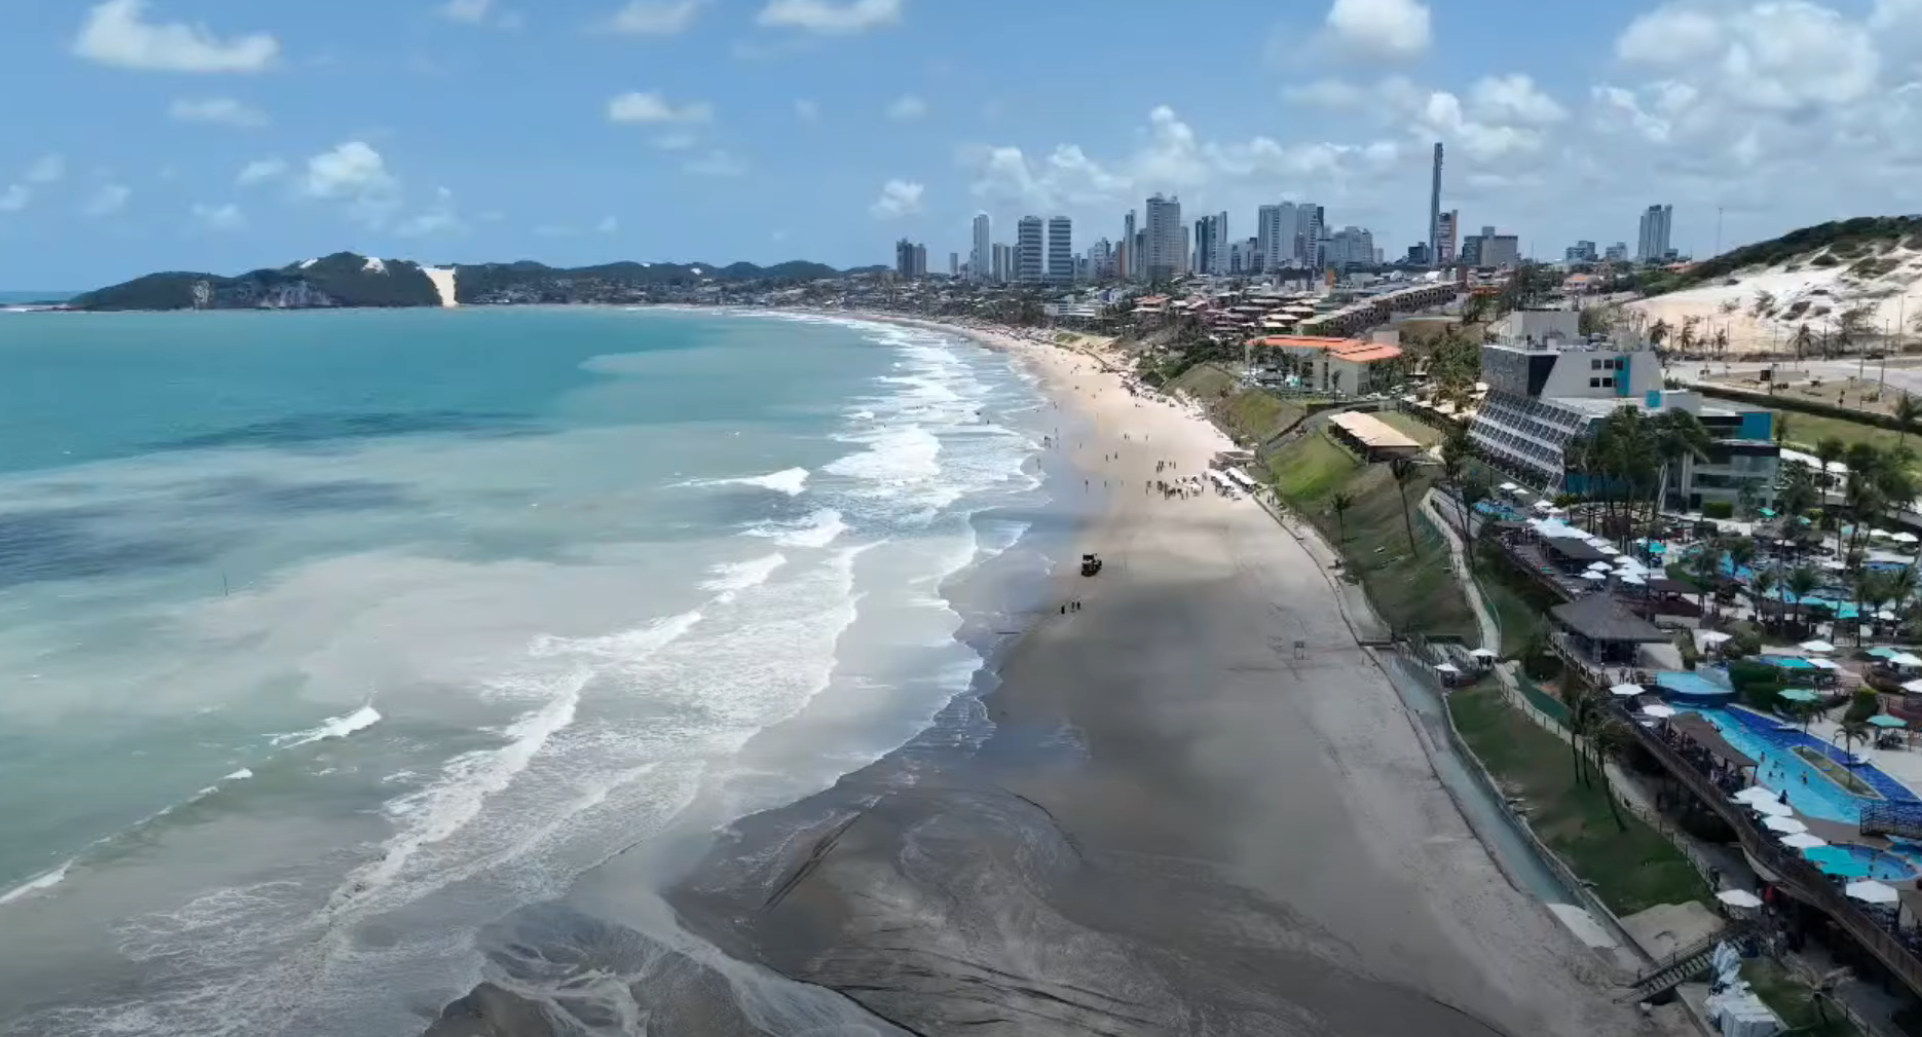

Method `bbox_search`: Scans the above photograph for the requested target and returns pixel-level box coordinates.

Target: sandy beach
[426,314,1670,1036]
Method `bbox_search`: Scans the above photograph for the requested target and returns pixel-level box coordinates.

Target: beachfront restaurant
[1550,594,1672,669]
[1326,412,1422,461]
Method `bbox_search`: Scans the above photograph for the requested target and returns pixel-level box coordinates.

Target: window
[1590,378,1602,387]
[1602,377,1614,388]
[1591,359,1603,370]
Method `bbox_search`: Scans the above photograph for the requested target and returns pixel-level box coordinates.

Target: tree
[1651,410,1713,518]
[1648,318,1672,349]
[1793,323,1815,361]
[1774,411,1794,450]
[1578,305,1618,337]
[1566,685,1630,832]
[1786,565,1820,631]
[1751,567,1779,631]
[1840,718,1872,763]
[1816,436,1846,494]
[1752,289,1776,318]
[1387,457,1421,553]
[1895,393,1922,445]
[1330,492,1356,545]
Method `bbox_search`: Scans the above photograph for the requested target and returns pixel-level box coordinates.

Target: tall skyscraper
[1637,204,1674,262]
[1017,216,1045,281]
[991,242,1010,281]
[1295,203,1324,269]
[895,238,917,279]
[1047,216,1073,281]
[1192,217,1214,274]
[1122,210,1138,279]
[971,213,991,282]
[949,252,959,277]
[912,243,927,278]
[1436,210,1459,265]
[1257,203,1297,272]
[1144,193,1183,282]
[1428,142,1444,265]
[1212,212,1229,274]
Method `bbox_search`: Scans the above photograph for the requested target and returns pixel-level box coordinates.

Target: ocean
[0,306,1065,1036]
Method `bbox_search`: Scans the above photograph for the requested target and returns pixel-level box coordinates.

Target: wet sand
[425,320,1669,1036]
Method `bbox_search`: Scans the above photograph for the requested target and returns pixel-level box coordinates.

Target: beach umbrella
[1873,529,1894,540]
[1434,662,1460,674]
[1701,632,1733,645]
[1782,832,1828,850]
[1763,815,1809,835]
[1878,610,1899,622]
[1499,481,1519,492]
[1642,704,1677,718]
[1610,683,1644,697]
[1598,545,1621,556]
[1469,648,1497,660]
[1649,542,1668,555]
[1581,571,1606,581]
[1747,797,1793,817]
[1892,653,1922,668]
[1588,561,1613,571]
[1871,647,1902,659]
[1870,715,1909,729]
[1733,786,1781,805]
[1716,889,1764,909]
[1759,508,1777,519]
[1822,559,1848,571]
[1897,532,1920,545]
[1800,640,1837,654]
[1533,500,1554,512]
[1621,574,1647,586]
[1847,880,1900,905]
[1904,679,1922,694]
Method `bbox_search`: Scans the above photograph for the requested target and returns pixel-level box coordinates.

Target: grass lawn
[1167,364,1307,445]
[1449,685,1709,916]
[1267,430,1478,640]
[1741,959,1861,1037]
[1167,362,1239,401]
[1775,409,1918,464]
[1474,546,1555,658]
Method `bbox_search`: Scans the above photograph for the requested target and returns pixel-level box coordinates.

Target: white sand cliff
[423,266,458,308]
[1628,242,1922,352]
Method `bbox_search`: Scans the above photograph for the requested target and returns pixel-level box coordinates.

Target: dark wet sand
[425,333,1668,1037]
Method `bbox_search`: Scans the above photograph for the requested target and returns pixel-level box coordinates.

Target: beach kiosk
[1549,594,1672,673]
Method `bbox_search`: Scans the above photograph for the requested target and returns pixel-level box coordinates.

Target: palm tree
[1896,392,1922,445]
[1816,436,1846,495]
[1387,457,1420,552]
[1774,411,1793,450]
[1651,410,1713,519]
[1840,718,1872,763]
[1751,568,1778,631]
[1786,566,1821,632]
[1752,290,1776,318]
[1566,685,1630,832]
[1648,318,1672,349]
[1793,323,1815,362]
[1330,492,1356,544]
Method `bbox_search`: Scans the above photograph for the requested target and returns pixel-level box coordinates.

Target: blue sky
[4,0,1922,288]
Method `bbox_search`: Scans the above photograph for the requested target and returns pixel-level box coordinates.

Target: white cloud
[684,150,748,177]
[396,186,465,237]
[82,183,132,218]
[886,94,928,121]
[0,186,29,213]
[25,155,66,185]
[73,0,278,73]
[1615,4,1724,66]
[168,96,269,128]
[236,157,288,186]
[606,0,705,34]
[190,201,244,230]
[597,215,620,234]
[439,0,521,27]
[301,142,400,226]
[1468,74,1566,125]
[607,90,714,124]
[654,132,698,150]
[756,0,901,34]
[1324,0,1430,59]
[868,178,923,218]
[1281,79,1371,109]
[794,98,820,121]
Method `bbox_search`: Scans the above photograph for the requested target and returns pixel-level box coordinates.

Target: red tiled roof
[1245,334,1364,351]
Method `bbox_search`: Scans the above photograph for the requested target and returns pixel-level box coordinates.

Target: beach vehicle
[1080,553,1103,576]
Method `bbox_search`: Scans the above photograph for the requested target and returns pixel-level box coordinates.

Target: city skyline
[3,0,1918,287]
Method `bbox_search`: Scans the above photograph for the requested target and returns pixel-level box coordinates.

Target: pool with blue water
[1804,843,1922,880]
[1688,706,1921,824]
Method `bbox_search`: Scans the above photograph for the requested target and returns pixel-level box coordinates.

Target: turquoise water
[0,307,1059,1036]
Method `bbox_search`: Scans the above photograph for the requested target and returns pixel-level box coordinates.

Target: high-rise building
[1088,238,1115,280]
[1017,216,1045,281]
[1428,142,1444,264]
[1328,226,1375,269]
[1144,194,1183,282]
[1295,203,1324,269]
[1192,216,1214,274]
[949,252,959,276]
[1436,210,1459,265]
[1637,204,1674,263]
[913,243,927,278]
[894,238,917,279]
[1462,225,1520,268]
[1122,210,1138,279]
[991,242,1010,281]
[1564,241,1597,263]
[971,213,991,282]
[1211,212,1229,274]
[1047,216,1073,281]
[1257,202,1298,272]
[1604,242,1629,262]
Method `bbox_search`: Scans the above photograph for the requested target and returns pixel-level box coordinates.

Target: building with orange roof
[1246,334,1405,396]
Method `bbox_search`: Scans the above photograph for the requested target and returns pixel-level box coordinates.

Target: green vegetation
[1267,430,1476,639]
[1474,545,1557,658]
[1164,364,1309,445]
[1641,215,1922,296]
[1792,746,1879,796]
[1450,685,1709,915]
[1771,407,1913,462]
[1741,959,1862,1037]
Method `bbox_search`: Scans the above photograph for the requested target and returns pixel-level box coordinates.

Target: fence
[1516,670,1573,726]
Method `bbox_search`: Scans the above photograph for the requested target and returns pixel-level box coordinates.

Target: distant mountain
[68,253,861,311]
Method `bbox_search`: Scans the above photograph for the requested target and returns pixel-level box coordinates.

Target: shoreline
[425,310,1674,1036]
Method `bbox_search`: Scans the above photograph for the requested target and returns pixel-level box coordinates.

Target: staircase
[1619,931,1729,1003]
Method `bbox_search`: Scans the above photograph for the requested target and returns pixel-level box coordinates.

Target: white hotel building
[1469,311,1780,511]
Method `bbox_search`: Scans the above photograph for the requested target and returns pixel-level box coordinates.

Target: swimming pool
[1690,706,1922,823]
[1804,843,1922,881]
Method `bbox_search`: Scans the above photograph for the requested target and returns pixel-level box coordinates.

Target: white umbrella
[1762,815,1809,835]
[1873,529,1894,540]
[1847,880,1900,905]
[1822,559,1848,571]
[1643,704,1678,718]
[1621,574,1647,586]
[1434,662,1460,674]
[1533,500,1555,512]
[1469,648,1497,659]
[1716,889,1764,909]
[1499,482,1519,492]
[1598,544,1621,556]
[1800,640,1837,654]
[1733,786,1781,805]
[1748,797,1793,817]
[1896,532,1920,545]
[1904,678,1922,695]
[1878,610,1899,621]
[1783,832,1828,850]
[1701,631,1734,645]
[1587,561,1613,571]
[1610,683,1644,697]
[1581,571,1607,581]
